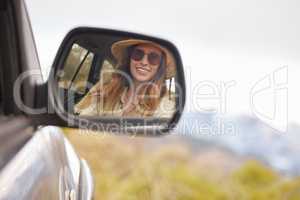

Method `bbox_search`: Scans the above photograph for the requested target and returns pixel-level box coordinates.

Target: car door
[0,0,93,199]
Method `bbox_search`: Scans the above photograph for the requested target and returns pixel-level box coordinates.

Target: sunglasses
[130,48,162,65]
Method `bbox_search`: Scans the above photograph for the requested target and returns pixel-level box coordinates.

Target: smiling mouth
[136,67,151,73]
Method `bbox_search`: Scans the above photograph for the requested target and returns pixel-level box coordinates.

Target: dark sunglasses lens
[148,52,161,65]
[131,49,144,61]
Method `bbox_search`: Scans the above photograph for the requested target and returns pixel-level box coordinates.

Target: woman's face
[130,44,162,82]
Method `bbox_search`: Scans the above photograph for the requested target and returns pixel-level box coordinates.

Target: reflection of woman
[74,39,176,117]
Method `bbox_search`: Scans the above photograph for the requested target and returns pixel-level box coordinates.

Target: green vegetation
[63,128,300,200]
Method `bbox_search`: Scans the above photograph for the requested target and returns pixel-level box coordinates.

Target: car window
[58,43,94,94]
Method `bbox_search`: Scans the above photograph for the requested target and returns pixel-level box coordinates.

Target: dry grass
[63,128,300,200]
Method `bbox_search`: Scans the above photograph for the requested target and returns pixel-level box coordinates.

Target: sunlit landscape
[64,128,300,200]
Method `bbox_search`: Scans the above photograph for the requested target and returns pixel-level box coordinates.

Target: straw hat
[111,39,176,79]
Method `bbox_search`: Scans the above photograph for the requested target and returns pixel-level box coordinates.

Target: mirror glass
[55,33,181,122]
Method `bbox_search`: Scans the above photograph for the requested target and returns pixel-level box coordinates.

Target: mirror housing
[36,27,186,136]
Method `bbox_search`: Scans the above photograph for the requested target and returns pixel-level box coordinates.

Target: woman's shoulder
[153,92,176,118]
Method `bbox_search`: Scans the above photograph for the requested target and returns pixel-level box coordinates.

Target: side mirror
[46,27,186,135]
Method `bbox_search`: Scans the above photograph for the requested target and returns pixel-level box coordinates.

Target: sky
[25,0,300,128]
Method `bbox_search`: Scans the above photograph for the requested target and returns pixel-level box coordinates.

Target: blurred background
[26,0,300,199]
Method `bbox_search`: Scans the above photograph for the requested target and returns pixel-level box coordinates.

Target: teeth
[137,68,150,73]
